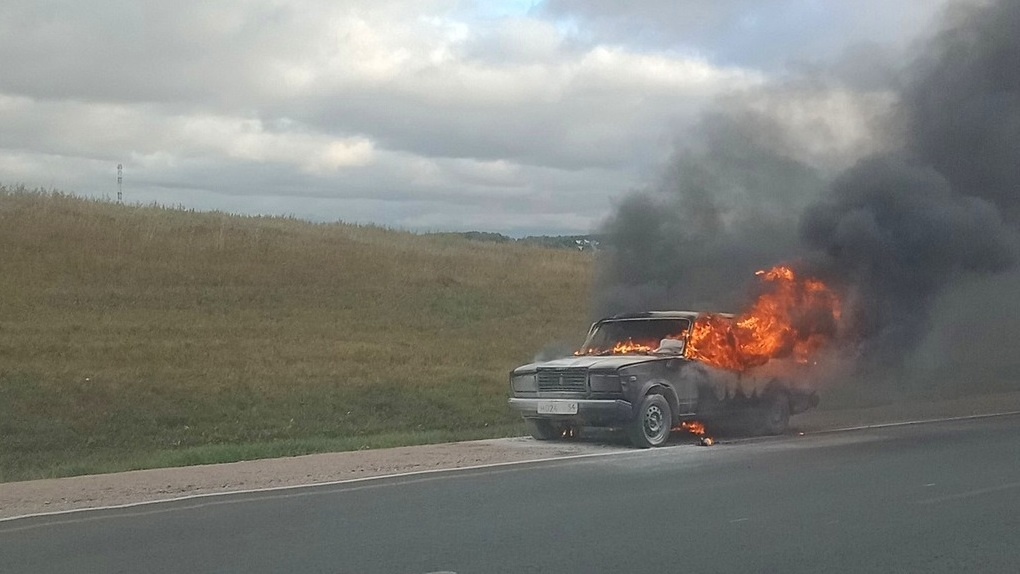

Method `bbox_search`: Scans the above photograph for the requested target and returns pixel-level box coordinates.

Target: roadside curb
[4,409,1020,525]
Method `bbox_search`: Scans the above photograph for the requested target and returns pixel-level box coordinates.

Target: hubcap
[644,405,663,436]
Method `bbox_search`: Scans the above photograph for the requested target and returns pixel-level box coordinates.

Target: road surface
[3,414,1019,573]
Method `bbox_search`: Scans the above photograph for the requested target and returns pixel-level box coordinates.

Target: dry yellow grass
[0,185,593,480]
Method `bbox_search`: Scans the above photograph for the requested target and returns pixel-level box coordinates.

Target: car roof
[601,310,734,321]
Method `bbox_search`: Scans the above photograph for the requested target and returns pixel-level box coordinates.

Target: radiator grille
[536,368,588,393]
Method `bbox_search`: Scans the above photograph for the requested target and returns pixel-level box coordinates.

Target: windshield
[577,318,692,355]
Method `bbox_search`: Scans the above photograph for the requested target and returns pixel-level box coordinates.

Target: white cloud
[0,95,374,173]
[736,86,897,172]
[0,0,925,234]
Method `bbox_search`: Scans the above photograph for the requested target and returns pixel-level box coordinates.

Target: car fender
[634,380,680,424]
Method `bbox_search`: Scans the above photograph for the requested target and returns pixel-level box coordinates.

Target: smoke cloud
[594,94,830,316]
[596,0,1020,376]
[904,0,1020,221]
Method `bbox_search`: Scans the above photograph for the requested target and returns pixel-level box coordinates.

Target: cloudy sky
[0,0,950,235]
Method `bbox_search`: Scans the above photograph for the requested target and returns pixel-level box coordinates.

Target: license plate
[537,401,578,415]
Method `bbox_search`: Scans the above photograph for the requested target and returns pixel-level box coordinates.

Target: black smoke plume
[802,0,1020,365]
[595,99,825,316]
[596,0,1020,374]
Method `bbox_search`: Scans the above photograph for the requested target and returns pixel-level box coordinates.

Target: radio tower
[117,164,123,203]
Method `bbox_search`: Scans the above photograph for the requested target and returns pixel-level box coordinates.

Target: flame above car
[576,266,842,374]
[686,265,841,372]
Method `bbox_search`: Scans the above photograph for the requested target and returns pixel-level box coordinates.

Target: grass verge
[0,186,590,481]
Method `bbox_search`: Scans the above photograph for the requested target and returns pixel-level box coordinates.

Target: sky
[0,0,950,235]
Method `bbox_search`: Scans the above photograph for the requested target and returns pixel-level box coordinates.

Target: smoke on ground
[595,0,1020,385]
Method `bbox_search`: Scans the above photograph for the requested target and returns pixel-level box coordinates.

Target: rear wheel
[757,393,791,435]
[628,394,673,448]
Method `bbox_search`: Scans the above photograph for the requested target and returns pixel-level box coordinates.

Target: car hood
[513,355,667,373]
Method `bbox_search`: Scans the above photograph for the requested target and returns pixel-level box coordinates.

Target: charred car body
[508,311,819,447]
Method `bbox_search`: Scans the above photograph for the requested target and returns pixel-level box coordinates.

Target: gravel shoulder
[4,390,1020,521]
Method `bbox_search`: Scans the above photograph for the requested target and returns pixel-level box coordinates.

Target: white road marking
[810,410,1020,434]
[915,481,1020,505]
[2,410,1019,525]
[0,447,658,525]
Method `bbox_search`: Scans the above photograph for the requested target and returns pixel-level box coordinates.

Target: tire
[628,394,673,448]
[526,419,559,441]
[757,393,791,436]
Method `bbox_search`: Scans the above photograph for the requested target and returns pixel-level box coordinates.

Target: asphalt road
[3,415,1020,573]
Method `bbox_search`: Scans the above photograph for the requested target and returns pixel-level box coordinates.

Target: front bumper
[508,398,633,425]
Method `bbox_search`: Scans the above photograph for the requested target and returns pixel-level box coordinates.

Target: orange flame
[577,333,686,356]
[685,265,841,372]
[611,340,656,354]
[679,420,706,436]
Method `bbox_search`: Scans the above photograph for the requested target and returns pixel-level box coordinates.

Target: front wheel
[525,419,558,440]
[628,394,673,448]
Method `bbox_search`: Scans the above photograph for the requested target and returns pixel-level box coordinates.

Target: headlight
[589,372,621,392]
[616,367,645,392]
[511,373,537,392]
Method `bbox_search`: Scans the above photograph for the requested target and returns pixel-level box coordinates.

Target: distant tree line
[438,232,602,251]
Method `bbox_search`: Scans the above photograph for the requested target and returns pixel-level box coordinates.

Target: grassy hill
[0,186,593,481]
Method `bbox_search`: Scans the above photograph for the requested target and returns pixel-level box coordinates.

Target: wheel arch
[637,380,680,425]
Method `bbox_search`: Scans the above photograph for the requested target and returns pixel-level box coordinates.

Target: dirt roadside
[4,391,1020,521]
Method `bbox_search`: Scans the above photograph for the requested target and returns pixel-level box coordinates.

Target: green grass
[0,185,593,481]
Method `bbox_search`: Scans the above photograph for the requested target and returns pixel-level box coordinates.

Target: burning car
[508,310,820,447]
[509,265,840,447]
[510,311,820,446]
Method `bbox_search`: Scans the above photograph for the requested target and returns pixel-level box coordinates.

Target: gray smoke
[906,270,1020,394]
[595,98,827,316]
[905,0,1020,222]
[801,156,1016,366]
[596,0,1020,374]
[802,0,1020,366]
